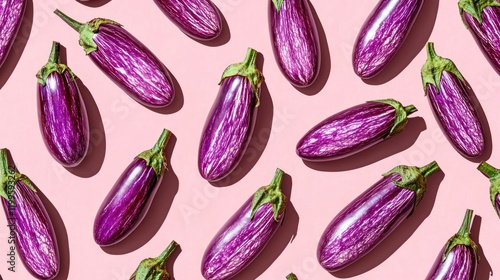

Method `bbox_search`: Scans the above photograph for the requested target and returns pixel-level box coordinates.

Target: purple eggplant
[201,168,286,279]
[53,9,175,108]
[459,0,500,74]
[0,148,59,280]
[352,0,423,78]
[421,42,485,158]
[317,161,440,272]
[296,99,417,161]
[154,0,222,41]
[130,240,179,280]
[286,273,298,280]
[198,48,263,182]
[425,209,478,280]
[0,0,27,68]
[268,0,320,87]
[36,41,89,167]
[477,161,500,218]
[94,129,171,246]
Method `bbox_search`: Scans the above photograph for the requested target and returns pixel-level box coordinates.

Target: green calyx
[369,99,418,137]
[220,48,264,107]
[129,240,179,280]
[458,0,500,24]
[272,0,285,12]
[36,41,77,86]
[250,168,286,222]
[477,161,500,217]
[0,148,37,201]
[137,129,171,180]
[421,42,465,94]
[382,161,440,210]
[441,209,479,263]
[286,273,298,280]
[54,9,122,55]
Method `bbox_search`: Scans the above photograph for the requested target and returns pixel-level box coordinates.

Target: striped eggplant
[317,161,440,272]
[353,0,423,78]
[201,168,286,280]
[0,148,59,280]
[53,9,175,108]
[268,0,320,87]
[421,42,485,158]
[425,209,478,280]
[286,273,298,280]
[153,0,222,40]
[296,99,417,161]
[130,240,179,280]
[0,0,27,68]
[477,161,500,218]
[459,0,500,74]
[36,41,89,167]
[94,129,171,246]
[198,48,263,182]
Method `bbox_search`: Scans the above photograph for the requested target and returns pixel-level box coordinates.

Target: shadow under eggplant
[470,215,493,280]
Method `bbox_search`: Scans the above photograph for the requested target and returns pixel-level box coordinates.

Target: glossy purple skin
[0,0,26,68]
[463,7,500,74]
[94,158,161,246]
[426,71,485,158]
[89,23,175,108]
[2,181,59,279]
[269,0,320,87]
[296,102,397,161]
[37,71,90,167]
[154,0,222,40]
[353,0,423,78]
[198,75,259,182]
[317,173,415,272]
[425,245,477,279]
[201,197,284,280]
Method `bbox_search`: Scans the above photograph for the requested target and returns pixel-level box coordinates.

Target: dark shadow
[102,134,179,254]
[294,1,331,95]
[77,0,112,7]
[194,6,230,47]
[304,116,426,172]
[471,215,493,280]
[149,70,184,114]
[231,173,299,280]
[166,244,182,280]
[363,0,439,85]
[332,169,444,277]
[0,0,33,90]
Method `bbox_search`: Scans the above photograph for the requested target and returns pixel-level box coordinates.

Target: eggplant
[36,41,90,167]
[296,99,417,161]
[130,240,179,280]
[153,0,222,40]
[477,161,500,217]
[352,0,423,78]
[286,273,298,280]
[53,9,175,108]
[201,168,286,279]
[317,161,440,272]
[0,0,27,68]
[94,129,171,246]
[0,148,59,280]
[198,48,263,182]
[421,42,485,158]
[268,0,320,87]
[425,209,478,280]
[459,0,500,74]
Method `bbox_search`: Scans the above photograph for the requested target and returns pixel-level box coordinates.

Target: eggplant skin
[2,181,59,280]
[93,158,160,246]
[425,245,477,280]
[0,0,27,68]
[38,71,89,167]
[317,172,415,272]
[269,0,320,87]
[89,23,175,108]
[352,0,423,78]
[496,193,500,215]
[154,0,222,40]
[201,197,283,280]
[198,75,259,182]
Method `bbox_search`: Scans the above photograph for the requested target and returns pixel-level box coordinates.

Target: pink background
[0,0,499,279]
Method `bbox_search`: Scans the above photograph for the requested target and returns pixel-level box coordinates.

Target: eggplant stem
[0,149,11,199]
[241,48,258,70]
[156,240,179,268]
[404,104,417,115]
[478,161,500,178]
[286,273,298,280]
[268,168,284,193]
[152,129,171,154]
[457,209,473,237]
[426,42,438,61]
[137,129,171,179]
[54,9,84,32]
[48,41,61,64]
[419,161,440,178]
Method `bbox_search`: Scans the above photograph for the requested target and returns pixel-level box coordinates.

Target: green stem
[404,104,418,115]
[419,161,440,178]
[250,168,286,221]
[152,129,171,154]
[442,209,478,262]
[156,240,179,268]
[0,149,11,199]
[426,42,438,61]
[268,168,284,194]
[477,161,500,178]
[54,9,84,32]
[48,41,61,64]
[457,209,473,237]
[272,0,284,12]
[241,48,258,70]
[137,129,171,179]
[286,273,298,280]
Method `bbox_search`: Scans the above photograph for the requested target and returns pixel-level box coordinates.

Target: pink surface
[0,0,499,279]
